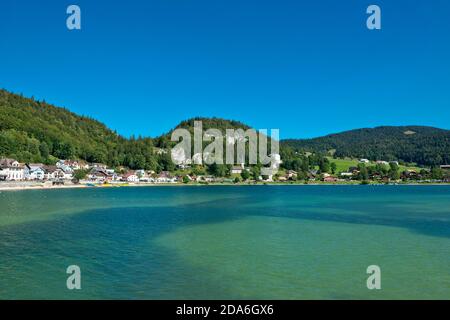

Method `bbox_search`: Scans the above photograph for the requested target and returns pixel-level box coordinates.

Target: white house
[286,170,298,179]
[139,176,155,183]
[56,160,74,172]
[359,159,370,164]
[90,163,108,170]
[25,164,46,180]
[135,169,146,178]
[65,160,85,170]
[0,158,25,181]
[154,148,168,155]
[122,171,139,182]
[56,160,76,179]
[340,172,353,177]
[156,171,177,183]
[196,175,215,183]
[44,166,65,180]
[231,163,245,174]
[88,168,109,183]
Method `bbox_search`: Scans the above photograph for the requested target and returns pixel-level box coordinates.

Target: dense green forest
[283,126,450,166]
[0,89,158,169]
[1,89,449,171]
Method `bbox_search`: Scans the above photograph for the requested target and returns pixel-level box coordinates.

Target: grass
[327,157,358,172]
[326,157,423,173]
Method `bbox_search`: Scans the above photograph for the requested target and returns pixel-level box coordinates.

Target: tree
[39,142,50,159]
[208,164,230,177]
[251,165,261,180]
[296,171,307,181]
[159,153,176,172]
[133,154,146,170]
[182,175,190,184]
[73,169,88,181]
[430,167,443,180]
[54,142,74,159]
[145,156,159,171]
[357,163,369,181]
[389,162,400,180]
[375,163,388,175]
[240,170,250,181]
[330,162,337,174]
[319,158,330,173]
[191,165,206,176]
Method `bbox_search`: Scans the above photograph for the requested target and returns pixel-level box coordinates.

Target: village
[0,156,449,190]
[0,158,252,186]
[0,158,180,186]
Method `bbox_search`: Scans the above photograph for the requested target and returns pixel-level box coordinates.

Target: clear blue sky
[1,0,449,138]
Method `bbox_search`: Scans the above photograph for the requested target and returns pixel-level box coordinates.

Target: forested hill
[282,126,450,166]
[0,89,155,168]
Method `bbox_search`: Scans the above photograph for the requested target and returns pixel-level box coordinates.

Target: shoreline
[0,183,88,192]
[1,181,449,192]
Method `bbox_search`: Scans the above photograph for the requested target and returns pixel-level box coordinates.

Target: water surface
[0,185,449,299]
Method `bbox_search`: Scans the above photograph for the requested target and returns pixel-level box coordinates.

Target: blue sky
[1,0,449,138]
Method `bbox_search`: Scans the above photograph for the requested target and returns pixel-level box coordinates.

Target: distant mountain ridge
[1,89,449,167]
[282,126,450,166]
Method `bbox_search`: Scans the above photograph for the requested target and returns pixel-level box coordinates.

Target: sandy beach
[0,182,87,192]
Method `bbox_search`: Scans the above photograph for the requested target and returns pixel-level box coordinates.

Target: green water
[0,185,449,299]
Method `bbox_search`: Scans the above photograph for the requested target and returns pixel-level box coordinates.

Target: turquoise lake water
[0,185,449,299]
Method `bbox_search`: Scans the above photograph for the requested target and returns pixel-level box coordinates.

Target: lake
[0,185,449,299]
